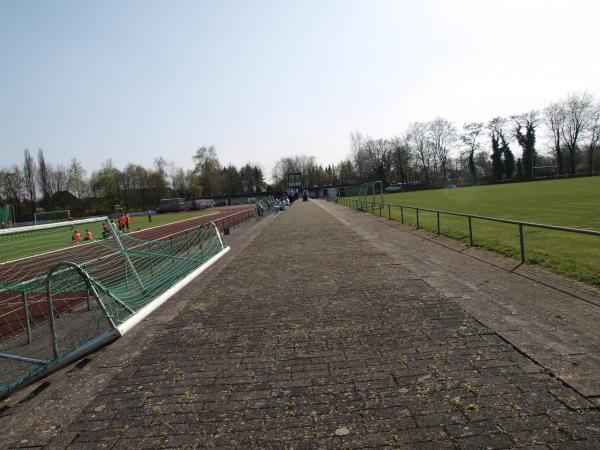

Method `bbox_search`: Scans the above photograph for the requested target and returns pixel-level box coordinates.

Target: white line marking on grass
[0,211,219,268]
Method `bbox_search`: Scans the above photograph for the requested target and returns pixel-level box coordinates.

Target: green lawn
[0,210,217,264]
[349,177,600,285]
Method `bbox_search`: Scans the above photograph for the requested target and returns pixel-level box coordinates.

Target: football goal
[0,215,229,399]
[358,181,384,211]
[34,210,71,224]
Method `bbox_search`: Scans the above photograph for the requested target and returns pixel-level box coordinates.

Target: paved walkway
[4,200,600,449]
[318,200,600,400]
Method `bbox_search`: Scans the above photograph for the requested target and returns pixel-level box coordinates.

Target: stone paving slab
[6,200,600,449]
[319,199,600,401]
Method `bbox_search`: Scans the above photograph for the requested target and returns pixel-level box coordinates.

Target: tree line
[270,91,600,189]
[0,146,265,221]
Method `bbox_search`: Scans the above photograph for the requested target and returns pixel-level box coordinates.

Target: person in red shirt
[124,212,130,232]
[118,214,126,232]
[84,229,93,241]
[72,230,82,244]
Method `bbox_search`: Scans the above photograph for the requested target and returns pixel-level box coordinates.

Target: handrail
[349,199,600,236]
[339,198,600,262]
[212,206,261,233]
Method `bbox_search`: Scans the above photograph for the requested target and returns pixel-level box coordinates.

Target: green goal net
[34,210,71,224]
[358,181,384,211]
[0,216,228,398]
[0,206,11,225]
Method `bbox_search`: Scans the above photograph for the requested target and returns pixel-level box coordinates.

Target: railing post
[416,209,420,229]
[46,286,59,359]
[519,224,525,263]
[400,206,404,224]
[468,216,473,246]
[21,291,32,344]
[388,204,391,219]
[379,203,382,217]
[436,211,440,235]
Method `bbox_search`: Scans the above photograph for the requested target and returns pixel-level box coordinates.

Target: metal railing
[213,207,259,233]
[338,198,600,263]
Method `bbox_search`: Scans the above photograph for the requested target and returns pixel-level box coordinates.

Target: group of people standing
[287,188,300,203]
[286,188,310,203]
[71,212,130,245]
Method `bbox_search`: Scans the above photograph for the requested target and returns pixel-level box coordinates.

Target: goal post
[0,216,109,265]
[34,210,71,225]
[358,181,384,211]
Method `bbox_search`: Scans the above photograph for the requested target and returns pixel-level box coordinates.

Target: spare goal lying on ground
[0,217,229,398]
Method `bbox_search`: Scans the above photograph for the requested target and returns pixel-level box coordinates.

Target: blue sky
[1,0,599,181]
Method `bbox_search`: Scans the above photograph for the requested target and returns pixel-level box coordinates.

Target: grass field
[353,177,600,285]
[0,210,217,264]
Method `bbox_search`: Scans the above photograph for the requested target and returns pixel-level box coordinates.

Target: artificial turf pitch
[0,210,216,264]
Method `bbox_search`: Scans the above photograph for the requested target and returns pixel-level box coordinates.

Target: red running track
[0,205,257,338]
[0,205,256,285]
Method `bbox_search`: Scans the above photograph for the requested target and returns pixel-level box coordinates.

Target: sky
[0,0,599,182]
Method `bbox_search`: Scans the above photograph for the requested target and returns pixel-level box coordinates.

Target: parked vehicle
[384,185,403,193]
[194,199,215,209]
[157,198,185,213]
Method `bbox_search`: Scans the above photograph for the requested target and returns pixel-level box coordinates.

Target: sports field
[360,177,600,285]
[0,209,219,264]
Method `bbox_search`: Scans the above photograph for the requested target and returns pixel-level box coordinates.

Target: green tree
[515,158,523,180]
[461,123,483,182]
[252,165,265,192]
[501,136,515,179]
[222,164,241,194]
[193,146,221,197]
[490,132,503,181]
[513,112,538,181]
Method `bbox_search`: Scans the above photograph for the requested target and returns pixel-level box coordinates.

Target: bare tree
[407,122,432,185]
[474,151,492,177]
[586,101,600,172]
[154,157,168,178]
[389,136,412,184]
[37,149,52,209]
[170,167,187,197]
[429,118,457,185]
[543,102,565,175]
[193,146,221,196]
[68,157,87,199]
[23,149,37,214]
[50,165,69,194]
[561,91,594,174]
[350,131,370,180]
[461,123,483,181]
[336,159,356,185]
[1,165,25,220]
